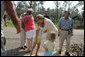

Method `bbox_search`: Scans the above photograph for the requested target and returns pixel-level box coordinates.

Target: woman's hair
[36,14,44,20]
[49,32,56,42]
[26,8,34,15]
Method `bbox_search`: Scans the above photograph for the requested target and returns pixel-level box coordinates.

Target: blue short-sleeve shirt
[58,17,73,29]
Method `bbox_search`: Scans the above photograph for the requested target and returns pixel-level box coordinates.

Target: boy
[43,31,56,56]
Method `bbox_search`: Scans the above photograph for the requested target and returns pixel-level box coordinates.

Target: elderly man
[58,11,73,56]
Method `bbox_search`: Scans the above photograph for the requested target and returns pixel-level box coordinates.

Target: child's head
[36,14,45,27]
[49,31,56,42]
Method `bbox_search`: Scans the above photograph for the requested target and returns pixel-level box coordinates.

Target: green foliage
[6,20,58,29]
[15,1,28,17]
[3,20,14,27]
[13,1,84,29]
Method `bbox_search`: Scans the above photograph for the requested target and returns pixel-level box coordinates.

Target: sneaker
[24,46,27,48]
[65,52,70,56]
[20,47,25,50]
[58,51,61,54]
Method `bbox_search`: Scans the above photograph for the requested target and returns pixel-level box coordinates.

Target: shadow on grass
[7,47,30,56]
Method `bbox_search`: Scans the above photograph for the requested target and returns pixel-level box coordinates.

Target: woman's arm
[21,16,32,23]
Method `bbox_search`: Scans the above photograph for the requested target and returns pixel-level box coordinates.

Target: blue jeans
[44,50,53,56]
[1,51,7,56]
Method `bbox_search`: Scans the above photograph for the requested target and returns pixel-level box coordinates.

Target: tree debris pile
[70,43,84,56]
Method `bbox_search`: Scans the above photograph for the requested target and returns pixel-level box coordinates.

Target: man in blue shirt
[58,11,73,56]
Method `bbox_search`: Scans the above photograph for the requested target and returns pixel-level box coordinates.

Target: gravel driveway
[3,27,84,56]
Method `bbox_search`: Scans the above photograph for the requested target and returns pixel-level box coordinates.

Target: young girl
[30,24,42,56]
[22,8,36,52]
[43,31,56,56]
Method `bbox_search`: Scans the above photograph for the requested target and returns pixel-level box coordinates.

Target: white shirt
[40,18,58,38]
[44,40,54,51]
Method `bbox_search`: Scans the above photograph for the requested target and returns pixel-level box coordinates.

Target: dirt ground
[3,27,84,56]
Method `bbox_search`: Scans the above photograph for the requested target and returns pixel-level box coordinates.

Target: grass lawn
[7,20,14,27]
[6,20,58,28]
[4,20,39,28]
[3,20,14,27]
[4,20,84,30]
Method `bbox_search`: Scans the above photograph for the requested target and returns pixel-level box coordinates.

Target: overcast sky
[14,1,84,13]
[43,1,83,13]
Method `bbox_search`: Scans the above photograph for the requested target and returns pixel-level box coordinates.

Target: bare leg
[30,41,37,56]
[35,43,41,56]
[24,30,26,47]
[28,38,33,51]
[27,39,30,51]
[30,38,33,51]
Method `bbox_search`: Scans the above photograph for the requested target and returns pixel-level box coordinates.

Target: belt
[61,29,72,31]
